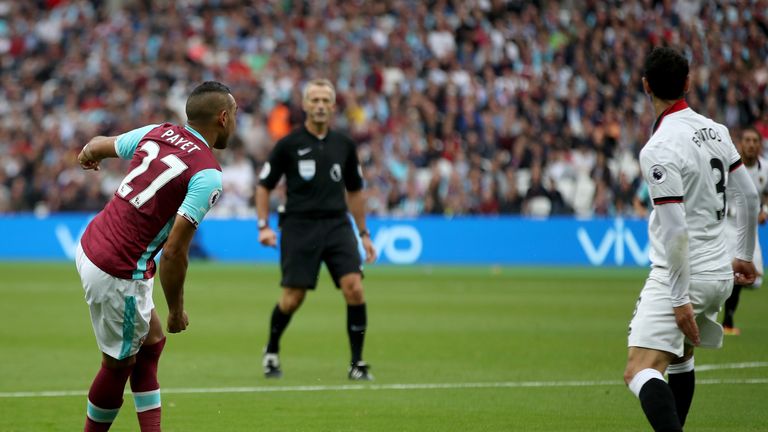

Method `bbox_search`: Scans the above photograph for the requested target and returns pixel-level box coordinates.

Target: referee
[255,79,377,380]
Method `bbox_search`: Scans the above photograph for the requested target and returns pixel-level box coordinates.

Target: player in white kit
[722,127,768,335]
[623,47,759,432]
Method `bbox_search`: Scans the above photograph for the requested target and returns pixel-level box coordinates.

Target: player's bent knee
[622,365,652,387]
[343,289,364,305]
[340,281,364,303]
[339,273,362,289]
[280,299,302,313]
[623,366,638,386]
[280,288,306,312]
[145,332,165,346]
[341,280,362,292]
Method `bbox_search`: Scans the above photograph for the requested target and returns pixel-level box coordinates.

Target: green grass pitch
[0,262,766,431]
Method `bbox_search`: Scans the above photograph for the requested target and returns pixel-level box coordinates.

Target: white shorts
[75,242,154,360]
[628,276,733,357]
[725,221,763,287]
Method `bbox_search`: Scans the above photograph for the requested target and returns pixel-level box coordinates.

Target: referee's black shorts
[279,214,362,289]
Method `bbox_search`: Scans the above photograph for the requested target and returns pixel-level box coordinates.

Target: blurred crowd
[2,0,768,218]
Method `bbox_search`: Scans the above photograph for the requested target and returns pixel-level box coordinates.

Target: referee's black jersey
[259,126,364,216]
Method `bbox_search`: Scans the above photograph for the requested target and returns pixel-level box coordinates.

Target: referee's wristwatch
[258,219,269,230]
[359,229,370,238]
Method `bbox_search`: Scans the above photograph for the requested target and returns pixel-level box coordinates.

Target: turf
[0,263,766,431]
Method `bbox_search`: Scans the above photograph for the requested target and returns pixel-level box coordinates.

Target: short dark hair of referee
[255,78,377,381]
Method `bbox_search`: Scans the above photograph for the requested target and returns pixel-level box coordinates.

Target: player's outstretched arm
[159,215,196,333]
[77,136,119,171]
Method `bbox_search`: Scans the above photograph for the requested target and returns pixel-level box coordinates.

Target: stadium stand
[1,0,767,217]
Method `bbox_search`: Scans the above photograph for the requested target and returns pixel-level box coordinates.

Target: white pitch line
[1,376,766,399]
[695,361,768,371]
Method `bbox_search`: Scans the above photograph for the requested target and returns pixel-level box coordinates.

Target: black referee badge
[649,164,666,184]
[330,163,342,182]
[208,189,222,207]
[299,160,315,180]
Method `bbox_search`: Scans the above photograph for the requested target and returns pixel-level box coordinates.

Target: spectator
[498,167,523,215]
[399,177,425,217]
[523,164,551,217]
[613,172,638,217]
[215,145,256,217]
[546,178,572,216]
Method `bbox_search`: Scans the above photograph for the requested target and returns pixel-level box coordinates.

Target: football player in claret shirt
[75,81,236,432]
[623,48,758,432]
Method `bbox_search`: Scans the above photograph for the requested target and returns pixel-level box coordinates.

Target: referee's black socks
[266,304,293,354]
[667,357,695,426]
[629,368,683,432]
[347,303,367,364]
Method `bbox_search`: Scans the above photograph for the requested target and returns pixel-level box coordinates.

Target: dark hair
[185,81,233,124]
[742,126,762,140]
[643,47,689,100]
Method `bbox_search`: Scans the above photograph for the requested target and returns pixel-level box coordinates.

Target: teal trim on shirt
[184,124,210,148]
[115,124,160,159]
[132,217,175,280]
[178,169,222,227]
[118,296,137,360]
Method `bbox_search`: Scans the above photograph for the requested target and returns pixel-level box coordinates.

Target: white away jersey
[727,156,768,221]
[746,157,768,194]
[640,101,741,279]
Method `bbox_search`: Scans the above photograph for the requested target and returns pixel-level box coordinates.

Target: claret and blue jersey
[81,123,222,280]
